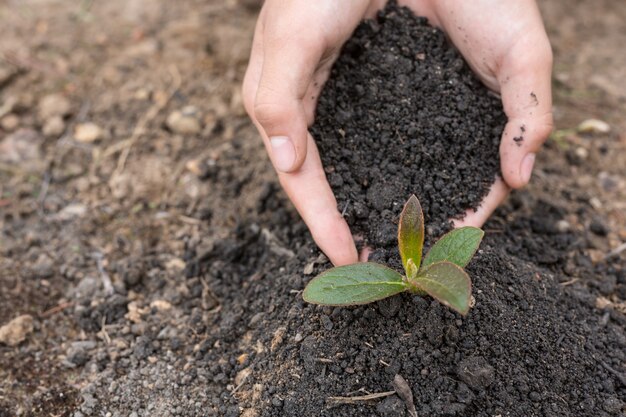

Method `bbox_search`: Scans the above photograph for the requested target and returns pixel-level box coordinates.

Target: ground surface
[0,1,625,416]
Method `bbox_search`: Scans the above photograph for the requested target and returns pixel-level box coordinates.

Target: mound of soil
[206,208,626,417]
[312,1,507,247]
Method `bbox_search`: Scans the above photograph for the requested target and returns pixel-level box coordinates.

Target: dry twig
[604,242,626,261]
[40,301,74,318]
[326,391,396,406]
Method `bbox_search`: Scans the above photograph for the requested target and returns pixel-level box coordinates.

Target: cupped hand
[243,0,553,265]
[407,0,554,227]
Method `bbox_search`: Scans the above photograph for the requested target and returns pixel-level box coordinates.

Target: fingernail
[270,136,295,172]
[520,153,536,184]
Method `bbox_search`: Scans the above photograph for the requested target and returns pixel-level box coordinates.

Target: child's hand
[242,0,553,265]
[243,1,377,266]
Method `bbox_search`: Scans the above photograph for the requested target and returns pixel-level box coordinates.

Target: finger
[452,177,510,228]
[278,132,358,266]
[498,30,554,189]
[252,5,328,174]
[242,8,265,120]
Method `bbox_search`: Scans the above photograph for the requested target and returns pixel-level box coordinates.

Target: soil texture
[1,1,625,417]
[313,2,506,247]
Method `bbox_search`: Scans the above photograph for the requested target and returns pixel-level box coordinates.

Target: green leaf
[406,258,418,280]
[422,227,484,269]
[303,263,406,306]
[398,194,424,274]
[414,261,471,315]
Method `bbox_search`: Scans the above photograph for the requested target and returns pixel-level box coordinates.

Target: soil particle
[578,118,611,135]
[42,115,66,137]
[1,113,19,131]
[32,253,55,278]
[38,93,71,120]
[457,356,495,390]
[74,122,104,143]
[376,396,406,416]
[313,2,506,247]
[166,106,202,134]
[590,216,610,236]
[0,315,34,346]
[602,396,624,414]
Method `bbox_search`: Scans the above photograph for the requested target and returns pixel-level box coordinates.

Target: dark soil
[313,2,506,248]
[212,206,626,417]
[1,1,625,417]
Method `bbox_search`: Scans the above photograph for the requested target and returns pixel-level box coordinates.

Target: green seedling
[303,195,484,315]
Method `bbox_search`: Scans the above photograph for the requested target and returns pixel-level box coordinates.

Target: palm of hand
[243,0,553,265]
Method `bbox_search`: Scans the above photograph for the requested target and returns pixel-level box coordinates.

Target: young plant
[302,195,484,315]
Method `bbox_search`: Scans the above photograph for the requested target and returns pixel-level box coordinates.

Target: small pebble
[578,118,610,135]
[42,115,65,137]
[589,217,609,236]
[150,300,173,311]
[0,315,35,346]
[556,220,571,233]
[33,253,54,278]
[38,93,71,120]
[1,113,19,131]
[457,356,495,389]
[248,312,265,328]
[575,146,589,160]
[167,106,202,134]
[589,197,603,209]
[74,122,103,143]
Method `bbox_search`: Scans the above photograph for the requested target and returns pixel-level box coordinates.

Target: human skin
[242,0,553,266]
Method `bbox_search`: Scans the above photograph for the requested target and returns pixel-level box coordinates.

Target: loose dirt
[1,1,625,416]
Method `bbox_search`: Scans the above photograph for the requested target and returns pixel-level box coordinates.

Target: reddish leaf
[398,194,424,274]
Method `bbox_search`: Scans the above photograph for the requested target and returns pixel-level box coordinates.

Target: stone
[150,300,173,311]
[248,312,265,328]
[578,119,610,135]
[42,115,66,137]
[1,113,19,131]
[67,345,91,367]
[70,276,100,299]
[0,315,35,346]
[556,220,571,233]
[589,217,609,236]
[38,93,71,120]
[55,203,87,221]
[235,367,252,386]
[33,253,54,278]
[166,106,202,134]
[457,356,495,390]
[74,122,103,143]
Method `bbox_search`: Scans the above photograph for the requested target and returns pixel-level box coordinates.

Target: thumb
[498,34,554,189]
[253,23,324,173]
